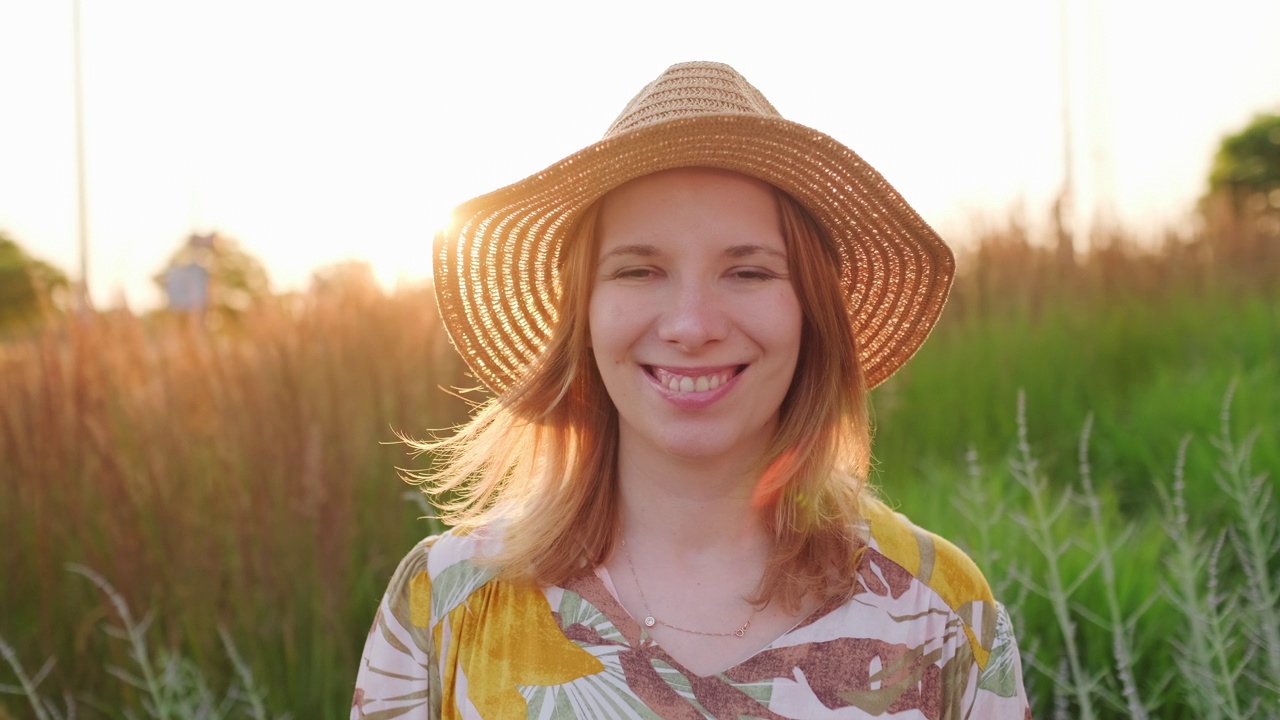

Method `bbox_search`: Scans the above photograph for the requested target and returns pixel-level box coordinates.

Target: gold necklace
[619,539,755,638]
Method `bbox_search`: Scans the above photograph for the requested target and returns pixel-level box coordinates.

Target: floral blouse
[352,497,1030,719]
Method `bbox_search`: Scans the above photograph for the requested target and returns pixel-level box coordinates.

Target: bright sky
[2,1,1278,310]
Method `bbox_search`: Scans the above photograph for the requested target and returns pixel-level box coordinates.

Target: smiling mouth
[646,366,745,393]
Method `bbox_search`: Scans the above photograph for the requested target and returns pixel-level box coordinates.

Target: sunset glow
[2,0,1277,309]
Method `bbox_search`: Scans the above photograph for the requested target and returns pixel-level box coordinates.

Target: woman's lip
[643,364,745,406]
[645,364,744,376]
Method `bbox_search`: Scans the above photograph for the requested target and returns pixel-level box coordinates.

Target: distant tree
[154,231,270,324]
[310,260,382,303]
[1209,113,1280,203]
[1203,113,1280,273]
[0,231,69,330]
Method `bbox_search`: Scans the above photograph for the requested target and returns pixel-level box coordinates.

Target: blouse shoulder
[393,528,503,629]
[860,495,1005,671]
[861,495,995,609]
[386,534,437,587]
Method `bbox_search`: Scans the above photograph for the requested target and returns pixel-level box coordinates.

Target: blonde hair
[410,186,872,610]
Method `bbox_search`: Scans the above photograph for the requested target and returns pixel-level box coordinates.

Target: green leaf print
[429,558,498,625]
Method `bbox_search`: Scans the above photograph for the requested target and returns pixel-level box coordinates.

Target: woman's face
[588,167,803,466]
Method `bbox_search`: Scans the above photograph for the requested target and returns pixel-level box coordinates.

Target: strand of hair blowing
[406,203,621,583]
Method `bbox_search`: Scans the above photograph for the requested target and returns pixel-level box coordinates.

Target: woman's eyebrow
[725,244,787,259]
[598,244,660,262]
[597,243,786,263]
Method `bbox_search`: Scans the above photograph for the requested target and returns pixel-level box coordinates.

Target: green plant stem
[68,563,178,719]
[1010,391,1099,719]
[1211,386,1280,693]
[1204,534,1250,719]
[1076,414,1151,720]
[0,635,61,720]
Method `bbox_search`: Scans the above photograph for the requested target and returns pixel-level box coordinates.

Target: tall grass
[940,386,1279,719]
[2,565,284,719]
[2,283,464,716]
[872,216,1279,517]
[873,210,1279,718]
[1,207,1277,717]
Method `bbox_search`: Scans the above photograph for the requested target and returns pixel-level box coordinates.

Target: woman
[353,61,1029,718]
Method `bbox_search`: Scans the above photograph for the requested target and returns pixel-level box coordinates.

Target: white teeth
[653,368,736,394]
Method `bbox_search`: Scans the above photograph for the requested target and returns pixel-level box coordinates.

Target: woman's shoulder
[381,528,504,626]
[859,494,996,611]
[857,495,1011,672]
[857,497,1028,704]
[385,525,501,574]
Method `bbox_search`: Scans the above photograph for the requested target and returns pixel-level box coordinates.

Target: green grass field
[1,218,1277,718]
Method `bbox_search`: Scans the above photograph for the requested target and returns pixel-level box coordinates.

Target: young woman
[353,61,1029,719]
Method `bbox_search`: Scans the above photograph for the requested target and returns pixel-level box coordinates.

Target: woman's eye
[731,268,779,281]
[612,267,657,280]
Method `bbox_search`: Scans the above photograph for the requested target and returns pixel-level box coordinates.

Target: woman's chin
[650,429,769,466]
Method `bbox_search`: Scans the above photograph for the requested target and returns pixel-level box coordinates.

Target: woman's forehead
[601,167,776,207]
[596,168,783,249]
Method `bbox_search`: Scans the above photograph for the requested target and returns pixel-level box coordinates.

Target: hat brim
[434,113,954,394]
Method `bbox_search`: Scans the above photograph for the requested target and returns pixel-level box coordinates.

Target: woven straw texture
[434,61,954,394]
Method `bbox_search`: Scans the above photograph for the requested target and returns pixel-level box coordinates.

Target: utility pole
[73,0,92,311]
[1053,0,1076,268]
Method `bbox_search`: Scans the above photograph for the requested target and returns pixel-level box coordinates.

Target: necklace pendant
[644,616,656,627]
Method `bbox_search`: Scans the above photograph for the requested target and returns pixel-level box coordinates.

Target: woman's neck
[613,441,770,553]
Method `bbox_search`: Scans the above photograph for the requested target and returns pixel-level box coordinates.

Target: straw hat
[434,61,954,394]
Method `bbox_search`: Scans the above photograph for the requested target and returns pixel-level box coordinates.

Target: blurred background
[1,1,1277,718]
[3,0,1278,309]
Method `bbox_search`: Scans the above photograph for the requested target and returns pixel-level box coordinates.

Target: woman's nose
[655,281,729,350]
